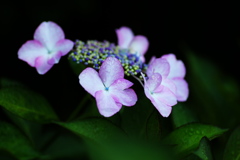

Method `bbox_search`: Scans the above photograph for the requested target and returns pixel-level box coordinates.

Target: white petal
[79,68,104,97]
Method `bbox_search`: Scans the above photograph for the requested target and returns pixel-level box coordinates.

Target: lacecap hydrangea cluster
[17,22,189,118]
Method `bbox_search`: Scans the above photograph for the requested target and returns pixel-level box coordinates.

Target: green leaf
[120,91,159,138]
[56,118,125,144]
[171,103,198,128]
[42,130,87,160]
[0,121,40,160]
[145,109,161,141]
[185,50,240,128]
[0,87,59,123]
[193,137,213,160]
[162,123,228,157]
[223,126,240,160]
[4,109,42,146]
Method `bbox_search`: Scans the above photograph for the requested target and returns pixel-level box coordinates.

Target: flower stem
[67,93,91,122]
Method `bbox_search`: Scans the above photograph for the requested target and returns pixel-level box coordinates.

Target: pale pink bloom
[18,21,74,74]
[142,72,177,117]
[116,26,149,62]
[161,54,189,101]
[79,57,137,117]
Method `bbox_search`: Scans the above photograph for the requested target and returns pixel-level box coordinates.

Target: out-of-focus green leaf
[185,51,240,128]
[42,130,88,160]
[171,103,198,128]
[4,109,42,146]
[223,126,240,160]
[145,109,161,141]
[162,123,227,157]
[0,121,40,160]
[193,137,213,160]
[120,91,162,139]
[0,87,59,123]
[56,118,125,144]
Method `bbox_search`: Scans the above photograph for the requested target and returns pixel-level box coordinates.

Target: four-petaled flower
[79,57,137,117]
[116,26,149,62]
[18,21,74,74]
[143,58,178,117]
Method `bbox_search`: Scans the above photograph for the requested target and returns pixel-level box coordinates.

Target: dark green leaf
[171,103,198,128]
[223,126,240,160]
[193,137,213,160]
[185,51,240,128]
[162,123,227,157]
[120,91,158,138]
[0,87,59,123]
[145,109,161,141]
[56,118,125,144]
[4,109,42,146]
[0,121,40,160]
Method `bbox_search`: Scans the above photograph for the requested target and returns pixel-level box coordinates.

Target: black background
[1,1,239,119]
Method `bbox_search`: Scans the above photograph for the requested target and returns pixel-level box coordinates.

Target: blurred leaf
[0,121,40,160]
[162,123,228,157]
[120,91,161,138]
[145,109,161,141]
[87,139,175,160]
[185,51,240,128]
[42,130,88,160]
[223,126,240,160]
[0,87,59,123]
[171,103,198,128]
[0,77,26,89]
[56,118,125,144]
[193,137,213,160]
[4,109,42,146]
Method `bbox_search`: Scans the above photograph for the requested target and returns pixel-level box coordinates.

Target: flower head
[161,54,189,101]
[143,58,177,117]
[79,57,137,117]
[18,21,74,74]
[116,27,149,62]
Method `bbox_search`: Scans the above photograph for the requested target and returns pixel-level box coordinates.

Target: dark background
[1,1,239,119]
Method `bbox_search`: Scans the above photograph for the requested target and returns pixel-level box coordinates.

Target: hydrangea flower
[143,58,177,117]
[161,54,189,101]
[149,54,189,101]
[79,57,137,117]
[116,26,149,62]
[18,21,74,74]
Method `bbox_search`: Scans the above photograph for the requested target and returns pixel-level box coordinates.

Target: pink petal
[153,86,177,107]
[18,40,48,67]
[79,68,104,97]
[129,35,149,57]
[47,51,62,65]
[161,78,177,95]
[99,57,124,87]
[151,100,172,117]
[110,78,133,90]
[95,90,122,117]
[116,26,134,48]
[145,73,162,93]
[147,58,170,78]
[34,21,65,52]
[55,39,74,56]
[35,56,53,75]
[172,78,189,101]
[161,54,186,78]
[110,88,137,106]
